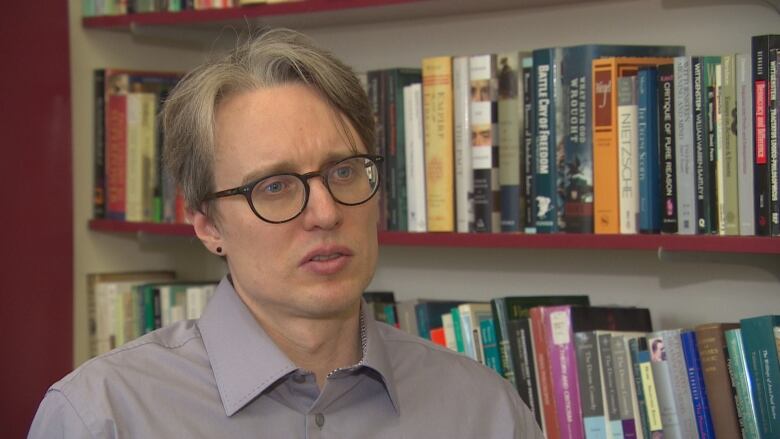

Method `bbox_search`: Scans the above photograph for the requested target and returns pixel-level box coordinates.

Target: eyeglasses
[204,154,383,224]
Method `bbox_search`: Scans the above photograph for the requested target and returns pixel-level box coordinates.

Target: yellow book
[422,56,455,232]
[592,57,673,234]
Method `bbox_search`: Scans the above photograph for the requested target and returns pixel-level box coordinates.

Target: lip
[299,245,354,275]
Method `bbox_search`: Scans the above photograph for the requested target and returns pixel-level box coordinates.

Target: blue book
[637,67,661,233]
[559,44,685,233]
[681,330,716,439]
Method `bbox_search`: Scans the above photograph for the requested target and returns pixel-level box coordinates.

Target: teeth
[312,254,341,262]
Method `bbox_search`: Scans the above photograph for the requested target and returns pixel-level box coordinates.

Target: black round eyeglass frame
[203,154,384,224]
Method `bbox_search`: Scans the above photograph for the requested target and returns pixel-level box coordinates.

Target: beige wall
[70,0,780,366]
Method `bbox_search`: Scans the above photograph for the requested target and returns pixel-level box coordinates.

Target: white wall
[69,0,780,365]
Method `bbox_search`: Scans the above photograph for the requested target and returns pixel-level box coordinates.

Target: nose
[301,176,342,230]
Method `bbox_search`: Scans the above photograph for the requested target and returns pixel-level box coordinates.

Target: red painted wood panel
[0,1,73,437]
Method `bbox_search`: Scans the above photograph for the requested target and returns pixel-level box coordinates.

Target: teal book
[725,328,760,439]
[450,307,465,353]
[480,319,503,375]
[740,315,780,438]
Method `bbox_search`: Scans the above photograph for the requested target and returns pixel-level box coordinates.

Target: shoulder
[43,320,208,434]
[377,323,514,397]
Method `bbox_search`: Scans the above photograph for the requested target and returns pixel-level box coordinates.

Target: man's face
[206,84,379,320]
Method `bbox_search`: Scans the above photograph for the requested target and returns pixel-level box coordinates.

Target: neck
[238,293,363,389]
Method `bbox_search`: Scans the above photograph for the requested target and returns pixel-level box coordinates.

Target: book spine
[509,317,543,428]
[648,334,684,439]
[367,71,387,230]
[627,338,652,439]
[405,84,427,232]
[544,306,585,439]
[593,58,620,233]
[720,55,740,235]
[658,64,678,233]
[695,324,742,438]
[415,304,432,340]
[577,332,608,439]
[498,52,522,232]
[394,69,422,231]
[522,57,535,232]
[618,76,639,234]
[703,57,722,234]
[422,57,455,231]
[674,57,697,235]
[637,68,660,234]
[637,346,663,438]
[598,333,623,438]
[125,93,143,222]
[741,315,780,438]
[106,93,127,220]
[530,307,560,439]
[459,306,478,360]
[662,330,698,438]
[93,70,106,219]
[610,335,638,439]
[491,299,517,386]
[450,307,464,353]
[725,328,761,439]
[680,331,715,439]
[771,49,779,235]
[753,35,775,235]
[140,93,156,222]
[385,71,400,231]
[532,48,561,233]
[470,54,500,232]
[453,56,474,233]
[480,319,503,375]
[736,52,756,235]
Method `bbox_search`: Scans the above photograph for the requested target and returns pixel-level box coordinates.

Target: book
[508,317,543,428]
[736,52,756,236]
[680,330,715,439]
[674,57,697,235]
[741,315,780,438]
[575,331,607,439]
[699,56,722,234]
[725,328,761,439]
[384,68,422,231]
[628,336,662,439]
[719,55,740,235]
[529,306,560,438]
[593,56,676,234]
[694,323,742,439]
[458,303,492,363]
[422,56,455,231]
[657,63,678,234]
[637,67,661,234]
[752,35,780,235]
[93,69,107,219]
[480,318,503,375]
[415,300,464,340]
[367,70,388,230]
[453,56,474,233]
[441,313,458,351]
[403,83,427,232]
[532,47,564,233]
[560,44,684,233]
[522,56,536,232]
[617,75,639,234]
[363,291,396,324]
[611,334,645,439]
[470,54,500,232]
[497,51,526,232]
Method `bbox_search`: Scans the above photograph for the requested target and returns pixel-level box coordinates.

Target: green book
[725,328,760,439]
[450,307,464,353]
[740,315,780,438]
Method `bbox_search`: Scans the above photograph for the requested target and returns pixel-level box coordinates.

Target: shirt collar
[197,276,400,416]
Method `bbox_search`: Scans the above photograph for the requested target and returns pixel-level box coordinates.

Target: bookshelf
[73,0,780,370]
[89,219,780,254]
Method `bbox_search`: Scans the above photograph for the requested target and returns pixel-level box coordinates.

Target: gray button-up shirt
[29,277,543,438]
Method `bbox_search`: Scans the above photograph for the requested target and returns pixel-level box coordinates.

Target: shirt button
[315,413,325,428]
[292,374,306,384]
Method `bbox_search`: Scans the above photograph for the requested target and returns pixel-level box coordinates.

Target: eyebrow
[239,152,357,186]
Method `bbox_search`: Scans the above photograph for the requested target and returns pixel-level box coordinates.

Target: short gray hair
[162,28,374,215]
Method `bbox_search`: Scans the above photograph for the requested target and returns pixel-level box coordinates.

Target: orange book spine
[106,94,127,220]
[592,57,674,234]
[530,307,560,439]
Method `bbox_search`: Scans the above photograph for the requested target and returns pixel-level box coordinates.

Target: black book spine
[658,64,678,233]
[93,69,106,219]
[692,57,710,234]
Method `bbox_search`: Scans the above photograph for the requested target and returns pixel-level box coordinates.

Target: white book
[441,313,458,352]
[125,93,143,222]
[618,76,639,234]
[453,56,473,233]
[736,52,755,235]
[404,83,427,232]
[457,303,492,363]
[674,57,697,235]
[715,63,726,235]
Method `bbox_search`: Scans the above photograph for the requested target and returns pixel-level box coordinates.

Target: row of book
[364,293,780,439]
[82,0,301,17]
[373,34,780,236]
[87,271,216,356]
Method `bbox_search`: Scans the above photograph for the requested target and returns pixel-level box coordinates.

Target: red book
[530,306,560,439]
[105,94,126,220]
[430,327,446,347]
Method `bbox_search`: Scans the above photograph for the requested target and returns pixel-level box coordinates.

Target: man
[29,29,542,438]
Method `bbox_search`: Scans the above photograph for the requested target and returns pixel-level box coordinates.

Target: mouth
[300,246,353,275]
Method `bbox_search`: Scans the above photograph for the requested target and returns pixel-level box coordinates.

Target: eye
[335,165,354,179]
[258,177,289,195]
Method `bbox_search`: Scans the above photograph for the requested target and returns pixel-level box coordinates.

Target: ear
[188,208,224,256]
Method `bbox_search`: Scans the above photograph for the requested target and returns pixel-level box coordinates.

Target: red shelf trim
[82,0,421,29]
[89,219,780,254]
